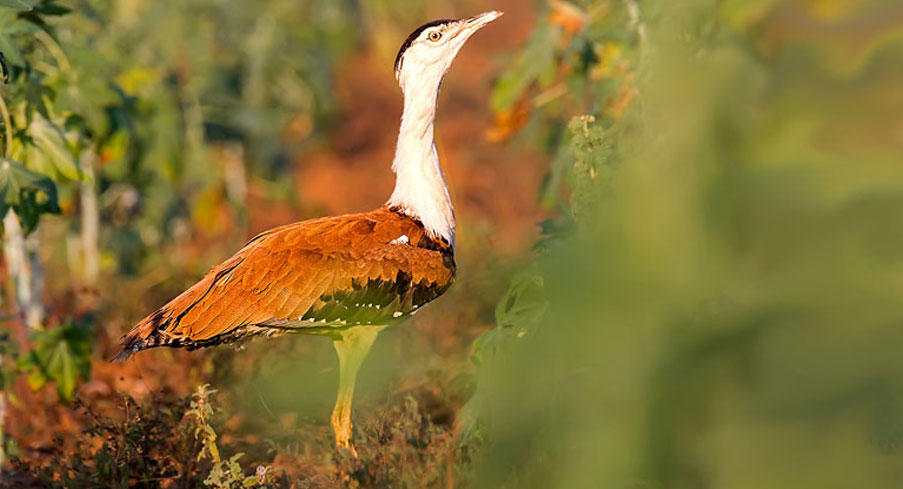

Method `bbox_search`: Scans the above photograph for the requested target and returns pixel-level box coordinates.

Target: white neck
[387,73,455,247]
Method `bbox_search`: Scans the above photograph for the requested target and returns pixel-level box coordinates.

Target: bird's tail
[111,343,137,362]
[111,308,171,362]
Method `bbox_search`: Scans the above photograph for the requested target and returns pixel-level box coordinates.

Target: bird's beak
[461,10,504,34]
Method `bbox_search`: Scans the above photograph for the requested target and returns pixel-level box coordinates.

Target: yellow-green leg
[331,325,385,456]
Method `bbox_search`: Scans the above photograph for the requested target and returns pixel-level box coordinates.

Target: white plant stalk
[79,149,100,285]
[3,210,44,331]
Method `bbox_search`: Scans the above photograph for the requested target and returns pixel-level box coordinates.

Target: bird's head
[393,11,503,93]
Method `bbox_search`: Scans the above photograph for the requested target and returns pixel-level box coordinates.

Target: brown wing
[114,207,454,360]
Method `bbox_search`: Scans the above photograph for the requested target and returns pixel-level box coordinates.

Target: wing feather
[114,207,454,360]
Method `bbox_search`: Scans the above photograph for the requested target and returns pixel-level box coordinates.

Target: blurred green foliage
[0,157,58,233]
[51,0,360,272]
[0,0,78,232]
[472,0,903,487]
[16,319,91,401]
[188,385,280,488]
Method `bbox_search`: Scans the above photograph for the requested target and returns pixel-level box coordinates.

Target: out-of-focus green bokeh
[469,0,903,487]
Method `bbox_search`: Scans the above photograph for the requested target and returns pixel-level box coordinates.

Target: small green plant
[15,318,92,401]
[188,384,281,489]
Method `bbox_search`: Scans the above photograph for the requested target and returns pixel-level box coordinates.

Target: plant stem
[3,210,42,331]
[0,91,12,158]
[79,149,99,285]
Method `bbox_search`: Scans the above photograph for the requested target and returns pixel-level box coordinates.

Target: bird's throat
[387,79,455,247]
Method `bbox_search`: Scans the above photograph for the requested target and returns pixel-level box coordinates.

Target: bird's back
[114,206,455,360]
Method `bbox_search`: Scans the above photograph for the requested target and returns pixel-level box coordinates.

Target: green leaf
[494,272,548,331]
[19,115,82,180]
[470,327,517,366]
[15,320,92,401]
[472,271,549,365]
[34,1,69,16]
[0,35,24,66]
[22,78,52,121]
[24,359,45,390]
[0,157,59,233]
[45,339,75,399]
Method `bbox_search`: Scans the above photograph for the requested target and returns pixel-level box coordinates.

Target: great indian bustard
[114,11,503,454]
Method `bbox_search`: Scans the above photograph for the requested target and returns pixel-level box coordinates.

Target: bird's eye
[428,31,442,42]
